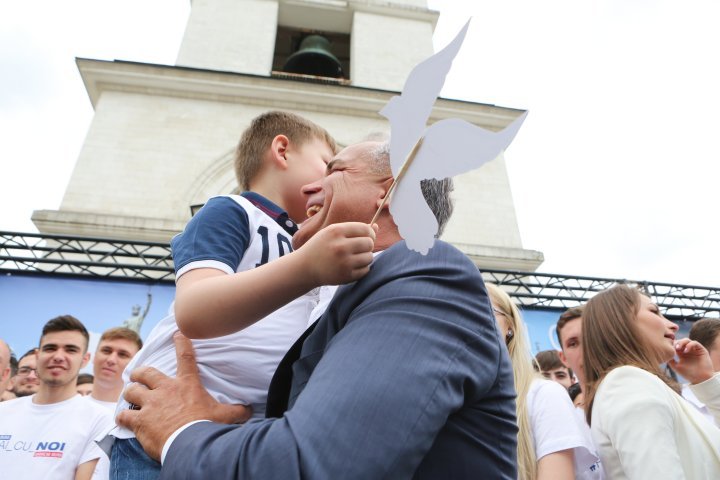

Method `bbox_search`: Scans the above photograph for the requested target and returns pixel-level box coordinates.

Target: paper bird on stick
[375,19,528,254]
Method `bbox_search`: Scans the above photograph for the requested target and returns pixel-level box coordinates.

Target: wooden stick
[370,137,425,225]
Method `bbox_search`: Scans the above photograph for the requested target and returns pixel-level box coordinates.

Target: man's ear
[375,177,395,209]
[269,135,291,169]
[80,352,91,369]
[558,350,570,368]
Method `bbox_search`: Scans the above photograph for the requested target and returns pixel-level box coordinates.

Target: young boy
[534,349,575,390]
[110,111,376,477]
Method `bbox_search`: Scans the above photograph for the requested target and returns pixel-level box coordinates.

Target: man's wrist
[160,420,211,465]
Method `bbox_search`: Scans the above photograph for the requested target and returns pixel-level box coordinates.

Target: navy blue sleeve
[171,196,250,275]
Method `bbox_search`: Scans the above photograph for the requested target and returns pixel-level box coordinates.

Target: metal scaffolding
[482,269,720,320]
[2,231,718,319]
[0,231,174,282]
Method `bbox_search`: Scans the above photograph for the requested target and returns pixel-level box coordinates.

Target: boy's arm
[176,222,375,339]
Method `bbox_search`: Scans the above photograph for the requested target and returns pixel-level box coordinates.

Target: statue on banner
[123,293,152,334]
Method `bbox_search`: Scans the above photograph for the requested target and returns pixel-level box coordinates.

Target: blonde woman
[583,284,720,479]
[487,284,598,480]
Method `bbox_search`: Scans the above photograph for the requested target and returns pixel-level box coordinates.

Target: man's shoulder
[78,395,116,416]
[329,239,487,328]
[0,395,111,421]
[371,240,479,283]
[54,394,109,414]
[85,395,118,412]
[378,239,475,268]
[0,395,32,412]
[65,396,115,436]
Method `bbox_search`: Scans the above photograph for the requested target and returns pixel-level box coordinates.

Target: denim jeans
[110,437,162,480]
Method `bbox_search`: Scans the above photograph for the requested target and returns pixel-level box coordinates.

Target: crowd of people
[1,111,719,479]
[0,320,142,478]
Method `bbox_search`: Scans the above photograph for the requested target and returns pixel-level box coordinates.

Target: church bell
[282,35,344,78]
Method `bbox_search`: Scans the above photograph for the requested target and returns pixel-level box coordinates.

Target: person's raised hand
[300,222,377,286]
[668,338,715,385]
[116,332,252,460]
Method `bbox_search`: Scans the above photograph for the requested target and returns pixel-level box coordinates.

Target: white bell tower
[33,0,543,270]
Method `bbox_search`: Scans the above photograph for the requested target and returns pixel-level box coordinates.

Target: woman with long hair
[583,284,720,479]
[487,284,598,480]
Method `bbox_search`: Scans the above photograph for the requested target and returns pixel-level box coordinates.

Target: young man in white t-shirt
[12,348,40,397]
[556,306,605,480]
[89,327,142,411]
[535,349,575,389]
[0,338,12,396]
[85,327,142,480]
[0,315,114,480]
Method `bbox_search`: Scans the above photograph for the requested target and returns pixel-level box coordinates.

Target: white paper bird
[378,19,528,254]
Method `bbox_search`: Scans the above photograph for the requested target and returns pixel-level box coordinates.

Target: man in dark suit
[118,141,518,479]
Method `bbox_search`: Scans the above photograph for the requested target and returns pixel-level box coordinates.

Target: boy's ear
[270,135,291,169]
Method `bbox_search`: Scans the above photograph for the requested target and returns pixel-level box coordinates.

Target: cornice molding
[454,243,545,272]
[32,209,185,243]
[76,59,525,130]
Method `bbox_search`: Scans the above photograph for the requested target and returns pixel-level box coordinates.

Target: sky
[1,0,719,288]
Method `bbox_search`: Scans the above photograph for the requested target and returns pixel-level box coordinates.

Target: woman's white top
[591,366,720,480]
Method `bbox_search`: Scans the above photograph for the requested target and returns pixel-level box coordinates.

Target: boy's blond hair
[235,111,337,191]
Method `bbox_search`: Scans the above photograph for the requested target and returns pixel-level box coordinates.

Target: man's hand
[116,332,252,461]
[668,338,715,385]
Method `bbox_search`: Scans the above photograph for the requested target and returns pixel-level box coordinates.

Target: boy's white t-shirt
[0,395,113,479]
[114,195,323,438]
[527,379,603,479]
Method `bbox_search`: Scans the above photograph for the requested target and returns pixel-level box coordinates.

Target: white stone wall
[37,0,544,269]
[54,82,524,249]
[176,0,278,75]
[443,154,523,248]
[176,0,437,93]
[351,12,434,91]
[58,90,392,233]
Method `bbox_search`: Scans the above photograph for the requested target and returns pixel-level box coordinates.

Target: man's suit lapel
[264,247,397,418]
[265,319,319,418]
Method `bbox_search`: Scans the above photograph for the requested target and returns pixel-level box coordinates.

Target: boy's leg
[109,437,162,480]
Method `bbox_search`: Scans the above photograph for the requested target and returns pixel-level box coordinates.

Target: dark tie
[265,319,319,418]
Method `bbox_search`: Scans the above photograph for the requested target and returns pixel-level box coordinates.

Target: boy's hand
[302,222,376,286]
